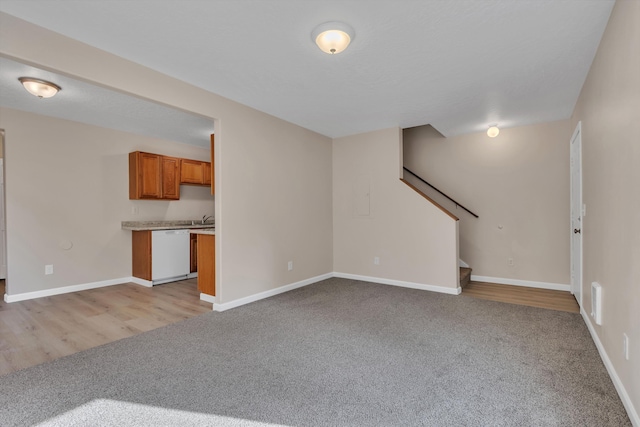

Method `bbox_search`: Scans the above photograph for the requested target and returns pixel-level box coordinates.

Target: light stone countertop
[121,220,215,231]
[189,228,215,235]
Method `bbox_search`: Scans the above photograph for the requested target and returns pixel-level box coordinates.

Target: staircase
[460,267,472,288]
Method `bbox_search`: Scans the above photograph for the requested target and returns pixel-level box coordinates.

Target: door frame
[0,130,6,283]
[570,122,583,307]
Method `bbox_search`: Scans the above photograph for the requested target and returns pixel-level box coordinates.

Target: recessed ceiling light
[311,21,355,55]
[18,77,61,98]
[487,125,500,138]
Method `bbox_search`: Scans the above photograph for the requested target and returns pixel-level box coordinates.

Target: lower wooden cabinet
[132,230,152,280]
[190,233,198,273]
[196,234,215,296]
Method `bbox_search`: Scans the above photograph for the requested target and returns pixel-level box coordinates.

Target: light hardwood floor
[462,281,580,313]
[0,279,211,376]
[1,278,580,377]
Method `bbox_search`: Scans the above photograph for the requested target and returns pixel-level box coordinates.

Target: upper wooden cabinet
[161,156,180,199]
[203,162,212,186]
[180,159,211,186]
[129,151,180,200]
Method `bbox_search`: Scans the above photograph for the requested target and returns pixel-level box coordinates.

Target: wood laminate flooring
[462,281,580,313]
[0,279,211,376]
[1,278,580,377]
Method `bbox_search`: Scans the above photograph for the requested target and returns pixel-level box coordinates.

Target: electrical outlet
[131,206,139,215]
[508,258,515,266]
[374,257,380,265]
[623,333,629,361]
[45,264,53,275]
[287,261,293,271]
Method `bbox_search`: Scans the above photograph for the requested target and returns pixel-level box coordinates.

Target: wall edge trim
[213,272,333,312]
[580,307,639,426]
[334,272,461,295]
[130,277,153,287]
[3,277,132,302]
[199,293,215,304]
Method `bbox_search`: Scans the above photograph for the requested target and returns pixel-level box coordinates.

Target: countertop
[121,220,215,231]
[189,228,215,235]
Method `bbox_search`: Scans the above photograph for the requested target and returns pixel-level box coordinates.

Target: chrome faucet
[202,215,213,224]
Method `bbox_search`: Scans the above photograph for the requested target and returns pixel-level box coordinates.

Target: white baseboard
[459,259,470,268]
[580,308,639,426]
[130,275,198,287]
[199,293,215,304]
[130,277,153,287]
[470,275,570,292]
[3,277,131,303]
[334,272,462,295]
[213,272,333,312]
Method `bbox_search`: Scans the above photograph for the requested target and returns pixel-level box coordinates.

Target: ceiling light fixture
[487,125,500,138]
[18,77,61,98]
[311,21,355,55]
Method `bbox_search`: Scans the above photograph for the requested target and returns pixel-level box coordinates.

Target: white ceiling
[0,58,214,148]
[0,1,614,139]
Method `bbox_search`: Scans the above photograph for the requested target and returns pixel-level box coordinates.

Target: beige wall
[0,108,213,294]
[333,127,459,290]
[571,0,640,416]
[0,13,334,304]
[403,120,572,285]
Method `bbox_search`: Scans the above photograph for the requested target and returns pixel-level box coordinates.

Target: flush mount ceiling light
[18,77,61,98]
[311,21,355,54]
[487,125,500,138]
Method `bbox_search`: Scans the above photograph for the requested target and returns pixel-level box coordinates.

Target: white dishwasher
[151,229,191,285]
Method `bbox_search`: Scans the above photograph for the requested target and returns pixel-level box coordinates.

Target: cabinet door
[132,230,152,280]
[129,152,162,199]
[181,159,205,184]
[197,234,215,295]
[161,156,180,200]
[190,233,198,273]
[203,162,212,186]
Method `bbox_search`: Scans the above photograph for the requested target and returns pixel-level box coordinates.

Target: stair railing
[403,167,479,218]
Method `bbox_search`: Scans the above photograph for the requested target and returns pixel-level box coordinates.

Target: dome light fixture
[487,125,500,138]
[18,77,61,98]
[311,21,355,55]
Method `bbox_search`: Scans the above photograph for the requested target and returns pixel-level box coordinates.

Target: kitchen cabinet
[190,233,198,273]
[129,151,180,200]
[203,162,212,186]
[197,234,215,296]
[180,159,211,186]
[132,230,152,280]
[161,157,180,199]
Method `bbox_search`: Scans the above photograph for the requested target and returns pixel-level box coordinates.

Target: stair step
[460,267,472,288]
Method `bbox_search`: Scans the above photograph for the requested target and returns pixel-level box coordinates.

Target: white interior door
[570,122,583,306]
